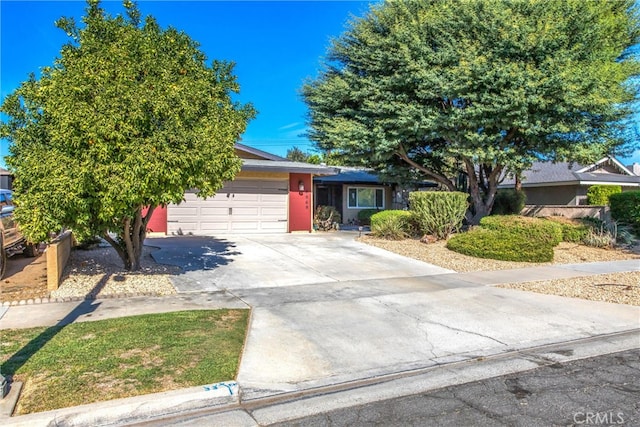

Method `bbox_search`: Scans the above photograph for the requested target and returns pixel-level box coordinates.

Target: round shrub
[446,228,554,263]
[491,189,526,215]
[479,215,563,246]
[370,210,413,240]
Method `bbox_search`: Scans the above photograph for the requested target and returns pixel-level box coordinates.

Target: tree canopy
[0,0,255,269]
[303,0,640,223]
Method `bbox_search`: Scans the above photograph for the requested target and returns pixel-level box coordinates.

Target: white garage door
[168,179,289,234]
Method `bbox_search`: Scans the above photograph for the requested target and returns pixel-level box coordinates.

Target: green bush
[491,189,526,215]
[543,217,591,243]
[479,215,563,246]
[586,185,622,205]
[370,210,413,240]
[357,209,380,226]
[409,191,468,239]
[446,228,554,263]
[609,191,640,234]
[313,205,341,231]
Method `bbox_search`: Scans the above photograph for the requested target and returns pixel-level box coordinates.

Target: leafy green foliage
[303,0,640,224]
[491,189,526,215]
[314,205,341,231]
[409,191,468,239]
[480,215,563,246]
[286,146,310,162]
[586,185,622,205]
[1,310,248,415]
[446,228,555,263]
[0,1,254,270]
[609,191,640,233]
[370,210,413,240]
[357,208,379,226]
[544,217,591,243]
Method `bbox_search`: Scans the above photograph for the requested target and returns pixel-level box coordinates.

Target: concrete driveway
[148,233,453,292]
[148,233,640,401]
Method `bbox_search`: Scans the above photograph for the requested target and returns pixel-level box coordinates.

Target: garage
[167,179,289,234]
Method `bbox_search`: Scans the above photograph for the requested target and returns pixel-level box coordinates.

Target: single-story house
[313,167,437,225]
[499,156,640,205]
[148,143,337,235]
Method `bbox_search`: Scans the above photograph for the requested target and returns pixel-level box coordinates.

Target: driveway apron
[149,234,640,400]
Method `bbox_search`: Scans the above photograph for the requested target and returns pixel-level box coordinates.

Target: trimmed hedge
[609,191,640,233]
[479,215,563,246]
[491,189,526,215]
[409,191,468,239]
[447,228,555,263]
[447,215,566,263]
[370,210,413,240]
[586,185,621,205]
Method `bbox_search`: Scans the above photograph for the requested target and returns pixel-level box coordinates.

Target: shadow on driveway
[147,236,240,272]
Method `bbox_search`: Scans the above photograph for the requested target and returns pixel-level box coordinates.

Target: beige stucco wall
[341,184,393,224]
[522,205,608,221]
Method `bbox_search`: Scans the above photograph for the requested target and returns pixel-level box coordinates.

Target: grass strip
[1,309,249,415]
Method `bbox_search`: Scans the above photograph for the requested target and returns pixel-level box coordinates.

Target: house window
[348,187,384,209]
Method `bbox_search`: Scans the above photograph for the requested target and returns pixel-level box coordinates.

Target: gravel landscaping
[50,244,179,299]
[360,235,640,306]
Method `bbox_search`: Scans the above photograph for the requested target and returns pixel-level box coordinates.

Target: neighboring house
[499,156,640,205]
[0,168,13,190]
[148,143,337,235]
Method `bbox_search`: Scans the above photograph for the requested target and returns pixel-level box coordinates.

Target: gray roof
[500,158,640,188]
[235,143,286,161]
[242,159,338,175]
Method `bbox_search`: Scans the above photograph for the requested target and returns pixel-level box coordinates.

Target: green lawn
[1,309,249,415]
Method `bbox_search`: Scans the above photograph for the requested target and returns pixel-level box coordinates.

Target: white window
[348,187,384,209]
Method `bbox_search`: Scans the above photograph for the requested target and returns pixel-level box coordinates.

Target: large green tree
[303,0,640,223]
[0,0,255,270]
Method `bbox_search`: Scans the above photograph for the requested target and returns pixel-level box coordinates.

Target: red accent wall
[144,205,167,234]
[289,173,312,232]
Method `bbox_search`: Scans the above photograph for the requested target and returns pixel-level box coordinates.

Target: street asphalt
[0,233,638,426]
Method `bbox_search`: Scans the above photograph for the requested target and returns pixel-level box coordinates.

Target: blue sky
[0,0,374,162]
[1,0,639,166]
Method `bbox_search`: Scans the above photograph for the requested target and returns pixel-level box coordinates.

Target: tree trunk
[515,174,522,191]
[463,159,503,225]
[103,205,155,271]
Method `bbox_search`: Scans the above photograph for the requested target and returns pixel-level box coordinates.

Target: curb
[3,382,239,427]
[3,330,638,426]
[0,291,176,307]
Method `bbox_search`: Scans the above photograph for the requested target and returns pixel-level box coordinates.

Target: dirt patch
[0,254,48,302]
